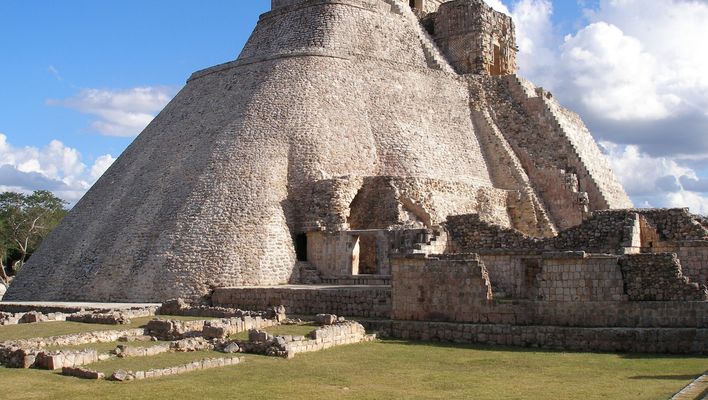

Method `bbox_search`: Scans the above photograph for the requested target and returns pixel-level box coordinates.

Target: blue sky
[1,0,708,213]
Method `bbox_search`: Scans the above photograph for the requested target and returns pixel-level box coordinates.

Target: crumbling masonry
[5,0,707,354]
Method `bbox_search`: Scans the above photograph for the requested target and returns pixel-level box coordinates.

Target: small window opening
[295,233,308,262]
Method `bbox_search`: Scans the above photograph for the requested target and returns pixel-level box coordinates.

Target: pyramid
[6,0,631,302]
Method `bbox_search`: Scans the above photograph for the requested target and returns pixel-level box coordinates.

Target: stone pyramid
[6,0,631,302]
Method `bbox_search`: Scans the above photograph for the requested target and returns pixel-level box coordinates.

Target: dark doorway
[358,236,378,274]
[491,44,503,75]
[409,0,416,9]
[295,233,308,262]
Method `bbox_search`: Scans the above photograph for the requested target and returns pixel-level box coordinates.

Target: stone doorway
[350,234,379,275]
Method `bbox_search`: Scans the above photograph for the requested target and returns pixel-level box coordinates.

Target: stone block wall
[676,241,708,286]
[477,254,527,298]
[620,253,708,301]
[391,254,493,321]
[535,254,625,302]
[212,286,392,318]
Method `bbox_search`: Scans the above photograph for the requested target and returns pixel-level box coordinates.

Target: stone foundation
[362,320,708,355]
[212,286,392,318]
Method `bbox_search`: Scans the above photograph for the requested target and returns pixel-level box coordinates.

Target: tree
[0,190,68,278]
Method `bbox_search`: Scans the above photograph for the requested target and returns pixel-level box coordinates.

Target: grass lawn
[0,320,705,399]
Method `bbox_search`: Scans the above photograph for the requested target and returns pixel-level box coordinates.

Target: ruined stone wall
[434,0,517,75]
[391,254,492,321]
[638,208,708,241]
[284,321,370,356]
[620,253,708,301]
[7,0,517,302]
[445,209,702,255]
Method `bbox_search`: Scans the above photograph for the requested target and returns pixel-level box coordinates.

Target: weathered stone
[315,314,338,326]
[62,366,105,380]
[222,343,241,354]
[19,312,46,324]
[111,369,134,382]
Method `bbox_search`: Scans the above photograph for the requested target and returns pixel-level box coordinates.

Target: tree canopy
[0,190,68,281]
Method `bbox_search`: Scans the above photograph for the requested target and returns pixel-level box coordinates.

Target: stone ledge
[360,319,708,355]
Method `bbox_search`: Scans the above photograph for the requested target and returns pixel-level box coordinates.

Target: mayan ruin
[2,0,707,375]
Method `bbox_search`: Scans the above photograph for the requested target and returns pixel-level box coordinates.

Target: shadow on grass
[629,374,702,380]
[376,338,706,361]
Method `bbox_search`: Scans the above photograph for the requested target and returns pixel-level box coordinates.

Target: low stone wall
[212,286,392,318]
[0,328,146,368]
[388,299,707,329]
[110,357,242,381]
[62,366,105,380]
[285,321,373,357]
[115,344,171,358]
[158,298,286,321]
[66,312,130,325]
[146,316,279,341]
[361,320,708,355]
[35,349,99,370]
[620,253,707,301]
[3,328,146,350]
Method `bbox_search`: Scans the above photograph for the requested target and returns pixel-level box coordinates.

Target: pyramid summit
[7,0,703,309]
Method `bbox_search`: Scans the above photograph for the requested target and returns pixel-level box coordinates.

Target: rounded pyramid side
[6,0,501,302]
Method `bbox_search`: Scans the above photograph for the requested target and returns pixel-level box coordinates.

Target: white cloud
[601,141,708,214]
[48,86,176,137]
[485,0,511,14]
[560,22,673,120]
[510,0,556,82]
[0,133,115,205]
[90,154,116,181]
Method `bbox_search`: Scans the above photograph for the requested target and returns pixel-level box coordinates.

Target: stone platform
[212,285,392,318]
[0,301,161,314]
[360,319,708,355]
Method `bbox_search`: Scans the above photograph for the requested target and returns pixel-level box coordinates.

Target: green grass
[88,350,242,375]
[0,320,705,399]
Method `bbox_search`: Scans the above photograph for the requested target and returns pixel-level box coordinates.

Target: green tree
[0,190,68,279]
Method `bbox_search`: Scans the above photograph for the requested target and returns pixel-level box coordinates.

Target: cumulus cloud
[485,0,511,14]
[510,0,556,82]
[48,86,176,137]
[601,142,708,214]
[0,133,115,205]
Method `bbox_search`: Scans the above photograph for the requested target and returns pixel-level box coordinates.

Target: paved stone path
[670,373,707,400]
